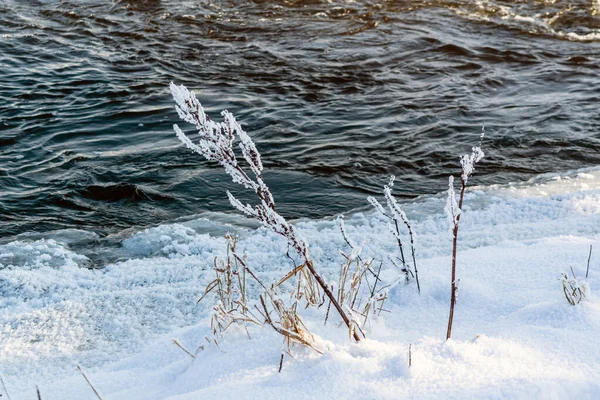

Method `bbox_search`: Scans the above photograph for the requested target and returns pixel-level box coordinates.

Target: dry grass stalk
[172,339,197,359]
[171,83,360,341]
[76,364,103,400]
[276,261,321,308]
[195,233,321,371]
[239,252,322,366]
[197,233,262,345]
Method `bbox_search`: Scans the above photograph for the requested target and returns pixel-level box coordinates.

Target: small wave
[78,183,173,202]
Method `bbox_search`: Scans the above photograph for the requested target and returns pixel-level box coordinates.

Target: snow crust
[2,168,600,399]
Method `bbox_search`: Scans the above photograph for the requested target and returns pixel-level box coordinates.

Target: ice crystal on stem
[444,176,460,229]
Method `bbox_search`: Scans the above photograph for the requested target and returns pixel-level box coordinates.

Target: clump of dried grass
[334,217,389,336]
[258,290,322,372]
[197,233,262,345]
[194,232,321,370]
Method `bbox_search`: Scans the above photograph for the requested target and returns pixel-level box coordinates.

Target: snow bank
[2,168,600,399]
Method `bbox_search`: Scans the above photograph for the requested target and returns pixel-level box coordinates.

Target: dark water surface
[1,0,599,241]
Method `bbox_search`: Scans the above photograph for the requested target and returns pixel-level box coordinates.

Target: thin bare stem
[76,365,103,400]
[393,220,409,273]
[406,224,420,294]
[368,181,420,293]
[304,259,361,342]
[446,178,466,340]
[324,297,332,325]
[0,373,12,400]
[586,245,593,278]
[278,353,284,373]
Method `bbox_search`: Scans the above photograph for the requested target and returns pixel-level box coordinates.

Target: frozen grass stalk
[170,82,361,342]
[445,133,484,340]
[368,176,420,293]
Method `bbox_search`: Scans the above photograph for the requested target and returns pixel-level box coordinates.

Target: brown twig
[172,339,197,359]
[278,353,284,373]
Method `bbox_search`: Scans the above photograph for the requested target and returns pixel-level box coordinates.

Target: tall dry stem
[445,136,484,340]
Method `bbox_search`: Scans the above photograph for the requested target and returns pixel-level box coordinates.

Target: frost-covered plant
[445,135,484,340]
[368,176,420,293]
[561,267,588,306]
[170,82,361,342]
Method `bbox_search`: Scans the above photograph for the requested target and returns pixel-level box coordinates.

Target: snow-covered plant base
[561,267,589,305]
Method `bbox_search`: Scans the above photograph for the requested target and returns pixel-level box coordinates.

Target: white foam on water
[456,0,600,42]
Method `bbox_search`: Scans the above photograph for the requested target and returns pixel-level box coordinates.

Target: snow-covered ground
[1,167,600,399]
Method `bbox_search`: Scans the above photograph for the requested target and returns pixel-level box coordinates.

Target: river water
[1,0,599,244]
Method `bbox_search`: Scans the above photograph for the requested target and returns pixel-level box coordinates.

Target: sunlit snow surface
[2,168,600,399]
